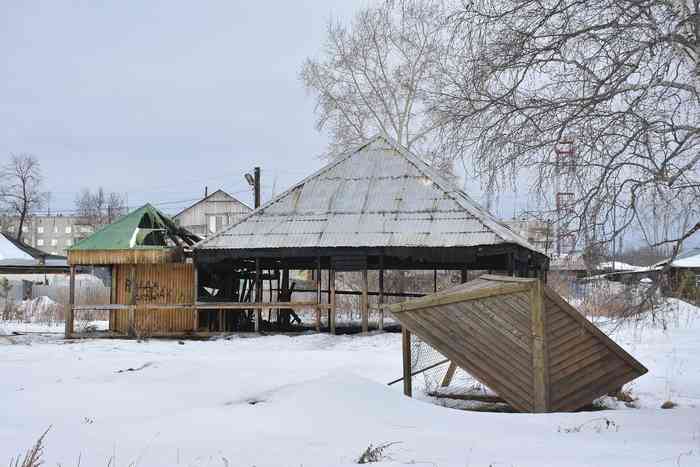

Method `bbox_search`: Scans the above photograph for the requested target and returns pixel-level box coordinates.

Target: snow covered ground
[1,300,699,467]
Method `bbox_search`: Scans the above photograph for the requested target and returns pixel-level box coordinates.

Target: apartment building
[2,215,96,256]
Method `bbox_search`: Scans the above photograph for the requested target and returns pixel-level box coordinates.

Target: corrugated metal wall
[111,263,194,335]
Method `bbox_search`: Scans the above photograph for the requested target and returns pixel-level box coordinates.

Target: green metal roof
[69,204,198,251]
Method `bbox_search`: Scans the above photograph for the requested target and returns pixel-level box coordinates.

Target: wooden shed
[389,275,648,413]
[65,204,200,337]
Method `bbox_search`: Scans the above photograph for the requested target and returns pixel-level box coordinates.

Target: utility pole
[254,167,261,208]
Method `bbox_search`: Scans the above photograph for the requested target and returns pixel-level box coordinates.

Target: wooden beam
[361,266,369,334]
[530,279,549,412]
[441,362,458,387]
[255,258,262,332]
[192,264,199,332]
[433,269,438,293]
[330,267,336,335]
[378,256,384,331]
[316,257,322,332]
[388,282,531,314]
[128,265,136,337]
[402,327,412,397]
[461,267,468,284]
[64,265,76,339]
[196,301,332,310]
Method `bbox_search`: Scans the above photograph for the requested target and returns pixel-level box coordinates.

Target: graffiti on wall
[125,279,173,303]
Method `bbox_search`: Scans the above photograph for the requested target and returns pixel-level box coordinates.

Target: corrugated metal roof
[196,135,544,253]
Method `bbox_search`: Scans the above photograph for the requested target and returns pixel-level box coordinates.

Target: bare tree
[436,0,700,256]
[301,0,453,169]
[75,187,126,229]
[0,154,45,241]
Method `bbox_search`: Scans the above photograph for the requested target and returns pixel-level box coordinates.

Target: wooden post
[109,265,117,331]
[315,257,322,332]
[461,267,468,284]
[329,267,336,335]
[254,258,262,332]
[441,362,457,387]
[530,278,549,412]
[378,256,384,331]
[361,266,369,334]
[128,264,136,337]
[433,269,438,293]
[192,264,199,332]
[402,326,412,397]
[64,265,76,338]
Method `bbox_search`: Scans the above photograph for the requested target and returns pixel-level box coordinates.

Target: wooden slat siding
[399,310,534,406]
[553,369,640,412]
[461,301,532,355]
[551,350,625,386]
[550,340,608,373]
[398,312,534,412]
[551,360,630,405]
[543,288,648,375]
[408,307,535,401]
[476,295,532,340]
[68,249,181,266]
[435,305,534,386]
[111,263,195,335]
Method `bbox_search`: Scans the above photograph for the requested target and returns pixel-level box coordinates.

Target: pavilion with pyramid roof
[193,135,549,334]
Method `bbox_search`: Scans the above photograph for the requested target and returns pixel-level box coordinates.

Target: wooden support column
[361,266,369,334]
[461,267,468,284]
[530,278,549,412]
[329,267,336,335]
[109,265,117,331]
[402,326,412,397]
[192,264,199,332]
[64,265,76,338]
[315,257,322,332]
[433,269,438,293]
[128,264,136,337]
[378,256,385,331]
[441,362,457,387]
[254,258,262,332]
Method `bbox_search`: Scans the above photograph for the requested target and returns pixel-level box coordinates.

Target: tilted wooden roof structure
[195,135,548,273]
[389,275,648,412]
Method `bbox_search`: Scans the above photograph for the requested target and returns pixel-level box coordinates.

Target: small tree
[0,154,44,241]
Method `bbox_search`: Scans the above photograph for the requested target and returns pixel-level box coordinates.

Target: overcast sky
[1,1,367,214]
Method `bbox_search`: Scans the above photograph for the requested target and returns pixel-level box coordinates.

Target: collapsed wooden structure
[192,135,549,333]
[65,204,200,337]
[390,275,648,413]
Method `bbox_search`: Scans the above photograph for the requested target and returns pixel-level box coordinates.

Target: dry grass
[8,426,51,467]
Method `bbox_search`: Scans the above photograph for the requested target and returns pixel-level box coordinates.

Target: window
[65,226,72,234]
[53,226,59,233]
[80,226,93,233]
[22,226,28,232]
[37,227,44,234]
[50,239,58,246]
[65,238,73,246]
[37,239,44,246]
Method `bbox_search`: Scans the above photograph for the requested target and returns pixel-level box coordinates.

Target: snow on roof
[598,261,645,271]
[653,247,700,269]
[0,234,35,262]
[196,135,544,254]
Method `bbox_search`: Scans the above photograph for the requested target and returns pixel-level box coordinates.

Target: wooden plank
[195,302,332,310]
[466,301,532,353]
[550,340,608,374]
[361,267,369,334]
[551,349,619,385]
[388,282,531,313]
[441,362,457,387]
[255,258,261,332]
[530,279,549,413]
[553,368,639,412]
[128,265,136,337]
[193,264,199,332]
[402,327,412,397]
[551,360,630,406]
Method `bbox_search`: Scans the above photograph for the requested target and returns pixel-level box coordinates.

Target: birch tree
[301,0,453,169]
[75,187,126,229]
[0,154,44,241]
[436,0,700,257]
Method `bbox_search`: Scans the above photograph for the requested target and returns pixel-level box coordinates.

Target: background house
[173,189,251,238]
